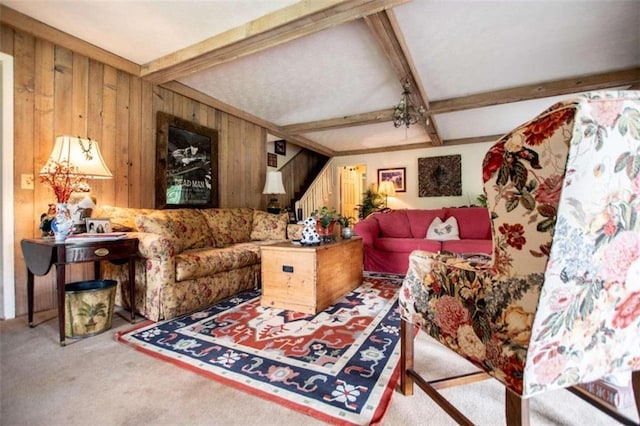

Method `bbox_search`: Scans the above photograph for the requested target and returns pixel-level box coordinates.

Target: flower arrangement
[39,160,89,203]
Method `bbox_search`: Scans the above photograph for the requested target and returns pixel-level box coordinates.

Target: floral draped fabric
[96,207,296,321]
[400,91,640,398]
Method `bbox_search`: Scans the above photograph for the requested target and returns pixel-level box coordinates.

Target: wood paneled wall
[2,24,274,317]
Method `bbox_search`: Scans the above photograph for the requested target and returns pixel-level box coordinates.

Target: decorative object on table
[312,206,339,243]
[378,167,406,192]
[39,203,56,237]
[356,184,385,219]
[392,79,426,128]
[117,272,404,426]
[85,217,111,234]
[417,154,462,197]
[262,170,286,213]
[50,203,74,242]
[300,216,321,245]
[156,112,219,209]
[337,214,355,239]
[39,135,113,239]
[378,180,396,208]
[274,139,286,155]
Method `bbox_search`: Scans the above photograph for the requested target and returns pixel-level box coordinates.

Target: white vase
[51,203,74,242]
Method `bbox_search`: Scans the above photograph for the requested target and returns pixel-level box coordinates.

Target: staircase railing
[296,158,335,219]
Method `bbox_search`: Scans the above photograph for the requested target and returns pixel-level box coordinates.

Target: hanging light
[392,79,426,128]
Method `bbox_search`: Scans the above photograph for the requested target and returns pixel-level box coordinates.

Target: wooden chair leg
[632,370,640,420]
[400,318,414,395]
[505,388,530,426]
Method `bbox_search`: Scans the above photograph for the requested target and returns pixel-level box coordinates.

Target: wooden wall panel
[13,30,38,312]
[3,23,302,317]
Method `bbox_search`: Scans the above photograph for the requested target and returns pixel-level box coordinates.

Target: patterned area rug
[116,272,404,426]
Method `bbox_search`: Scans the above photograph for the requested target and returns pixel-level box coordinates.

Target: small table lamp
[378,180,396,208]
[262,171,286,214]
[39,136,113,232]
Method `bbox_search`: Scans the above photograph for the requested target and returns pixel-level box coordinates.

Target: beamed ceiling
[2,0,639,156]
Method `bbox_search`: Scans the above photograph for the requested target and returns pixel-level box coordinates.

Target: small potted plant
[337,214,356,239]
[312,206,340,242]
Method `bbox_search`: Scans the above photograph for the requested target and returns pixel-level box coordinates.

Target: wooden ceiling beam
[141,0,411,84]
[364,10,442,145]
[429,67,640,114]
[284,68,640,133]
[336,134,503,156]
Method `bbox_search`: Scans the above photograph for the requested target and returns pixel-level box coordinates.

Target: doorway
[340,165,366,221]
[1,53,15,319]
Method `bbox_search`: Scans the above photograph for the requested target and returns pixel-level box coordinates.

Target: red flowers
[499,223,526,250]
[39,160,88,203]
[612,291,640,329]
[522,108,574,146]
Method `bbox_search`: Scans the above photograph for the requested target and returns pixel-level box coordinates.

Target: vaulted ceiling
[2,0,639,157]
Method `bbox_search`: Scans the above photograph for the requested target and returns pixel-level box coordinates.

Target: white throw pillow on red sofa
[426,216,460,241]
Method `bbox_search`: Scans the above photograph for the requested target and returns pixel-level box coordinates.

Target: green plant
[476,193,488,207]
[357,185,385,219]
[337,214,355,228]
[312,206,340,228]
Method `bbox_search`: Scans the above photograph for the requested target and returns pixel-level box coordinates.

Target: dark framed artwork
[156,112,219,209]
[377,167,406,192]
[418,155,462,197]
[274,139,286,155]
[267,152,278,167]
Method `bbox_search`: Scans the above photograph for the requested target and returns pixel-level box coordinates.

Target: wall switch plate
[21,173,34,190]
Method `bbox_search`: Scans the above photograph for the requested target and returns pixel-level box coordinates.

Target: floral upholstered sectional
[93,206,303,321]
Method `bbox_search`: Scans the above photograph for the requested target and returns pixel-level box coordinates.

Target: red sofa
[353,208,492,274]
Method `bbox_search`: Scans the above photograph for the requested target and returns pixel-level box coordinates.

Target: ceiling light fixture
[392,79,426,129]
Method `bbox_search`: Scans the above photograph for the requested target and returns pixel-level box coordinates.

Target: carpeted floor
[1,305,637,425]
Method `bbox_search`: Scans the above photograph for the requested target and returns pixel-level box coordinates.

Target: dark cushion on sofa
[446,207,491,239]
[374,237,441,253]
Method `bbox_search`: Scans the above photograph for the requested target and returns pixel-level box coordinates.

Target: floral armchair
[399,91,640,424]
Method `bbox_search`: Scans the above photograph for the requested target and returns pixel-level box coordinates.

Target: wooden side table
[260,237,363,314]
[20,237,139,346]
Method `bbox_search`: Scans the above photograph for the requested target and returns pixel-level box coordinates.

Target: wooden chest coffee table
[260,237,363,314]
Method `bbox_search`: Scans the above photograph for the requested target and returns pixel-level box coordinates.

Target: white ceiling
[3,0,639,156]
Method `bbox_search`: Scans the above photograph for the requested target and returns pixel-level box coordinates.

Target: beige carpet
[1,307,637,426]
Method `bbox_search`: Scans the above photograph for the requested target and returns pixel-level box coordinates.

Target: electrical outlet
[21,173,34,190]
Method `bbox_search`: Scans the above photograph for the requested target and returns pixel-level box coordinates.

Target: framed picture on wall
[156,112,219,209]
[417,155,462,197]
[267,153,278,167]
[377,167,406,192]
[274,139,286,155]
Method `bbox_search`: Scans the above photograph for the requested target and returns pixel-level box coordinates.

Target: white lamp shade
[378,180,396,197]
[262,171,286,194]
[39,136,113,178]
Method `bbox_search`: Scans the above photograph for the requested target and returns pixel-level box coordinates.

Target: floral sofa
[353,207,492,274]
[93,206,303,321]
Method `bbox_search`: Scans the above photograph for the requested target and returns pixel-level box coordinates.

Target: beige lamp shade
[378,180,396,197]
[262,171,286,194]
[39,136,113,178]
